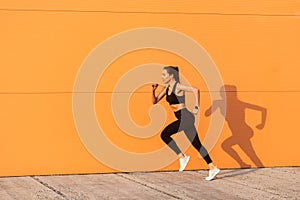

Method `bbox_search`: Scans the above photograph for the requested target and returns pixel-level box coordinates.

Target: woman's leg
[161,115,191,171]
[160,120,182,155]
[180,109,213,164]
[184,126,212,164]
[184,126,220,180]
[184,125,220,180]
[180,109,220,179]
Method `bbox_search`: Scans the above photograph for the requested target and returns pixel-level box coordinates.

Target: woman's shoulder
[176,82,197,90]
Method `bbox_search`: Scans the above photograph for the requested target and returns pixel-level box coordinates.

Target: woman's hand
[152,84,161,104]
[152,84,158,92]
[192,106,199,115]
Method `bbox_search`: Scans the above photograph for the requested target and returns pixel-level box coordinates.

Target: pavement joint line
[116,173,182,199]
[30,176,68,200]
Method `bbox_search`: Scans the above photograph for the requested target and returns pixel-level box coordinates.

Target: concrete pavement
[0,167,299,200]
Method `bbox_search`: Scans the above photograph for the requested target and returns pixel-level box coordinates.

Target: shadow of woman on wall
[205,85,267,168]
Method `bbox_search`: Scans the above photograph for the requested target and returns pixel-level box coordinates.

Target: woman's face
[161,69,172,84]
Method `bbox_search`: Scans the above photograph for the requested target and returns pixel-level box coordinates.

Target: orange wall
[0,1,300,176]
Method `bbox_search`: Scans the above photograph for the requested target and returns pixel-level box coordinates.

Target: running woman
[152,66,220,180]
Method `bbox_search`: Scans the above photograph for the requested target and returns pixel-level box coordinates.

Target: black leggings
[161,108,212,164]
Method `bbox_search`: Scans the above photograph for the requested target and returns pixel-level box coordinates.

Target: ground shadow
[216,168,262,179]
[205,85,267,168]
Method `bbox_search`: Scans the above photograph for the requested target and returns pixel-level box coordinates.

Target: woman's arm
[177,83,200,114]
[152,84,166,104]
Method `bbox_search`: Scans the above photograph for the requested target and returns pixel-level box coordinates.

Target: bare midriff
[170,103,186,112]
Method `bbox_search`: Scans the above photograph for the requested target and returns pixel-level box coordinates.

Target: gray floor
[0,167,299,200]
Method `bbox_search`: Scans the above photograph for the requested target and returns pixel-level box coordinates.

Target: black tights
[161,108,212,164]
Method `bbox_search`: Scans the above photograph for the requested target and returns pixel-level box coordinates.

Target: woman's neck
[168,79,176,88]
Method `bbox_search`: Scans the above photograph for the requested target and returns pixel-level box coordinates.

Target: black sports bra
[166,82,185,105]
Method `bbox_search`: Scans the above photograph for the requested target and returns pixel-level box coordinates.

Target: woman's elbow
[193,87,199,93]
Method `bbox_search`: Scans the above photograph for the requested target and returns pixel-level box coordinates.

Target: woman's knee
[160,131,170,143]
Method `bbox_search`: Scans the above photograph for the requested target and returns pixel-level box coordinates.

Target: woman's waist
[173,106,194,120]
[170,103,186,112]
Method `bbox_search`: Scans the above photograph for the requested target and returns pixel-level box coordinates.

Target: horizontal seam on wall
[0,91,300,94]
[0,8,299,17]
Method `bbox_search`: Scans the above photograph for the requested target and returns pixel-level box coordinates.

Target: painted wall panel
[0,1,299,176]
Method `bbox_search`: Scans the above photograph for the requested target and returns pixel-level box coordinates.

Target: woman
[152,66,220,181]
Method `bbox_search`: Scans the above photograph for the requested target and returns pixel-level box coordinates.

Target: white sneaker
[179,155,190,172]
[205,167,220,181]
